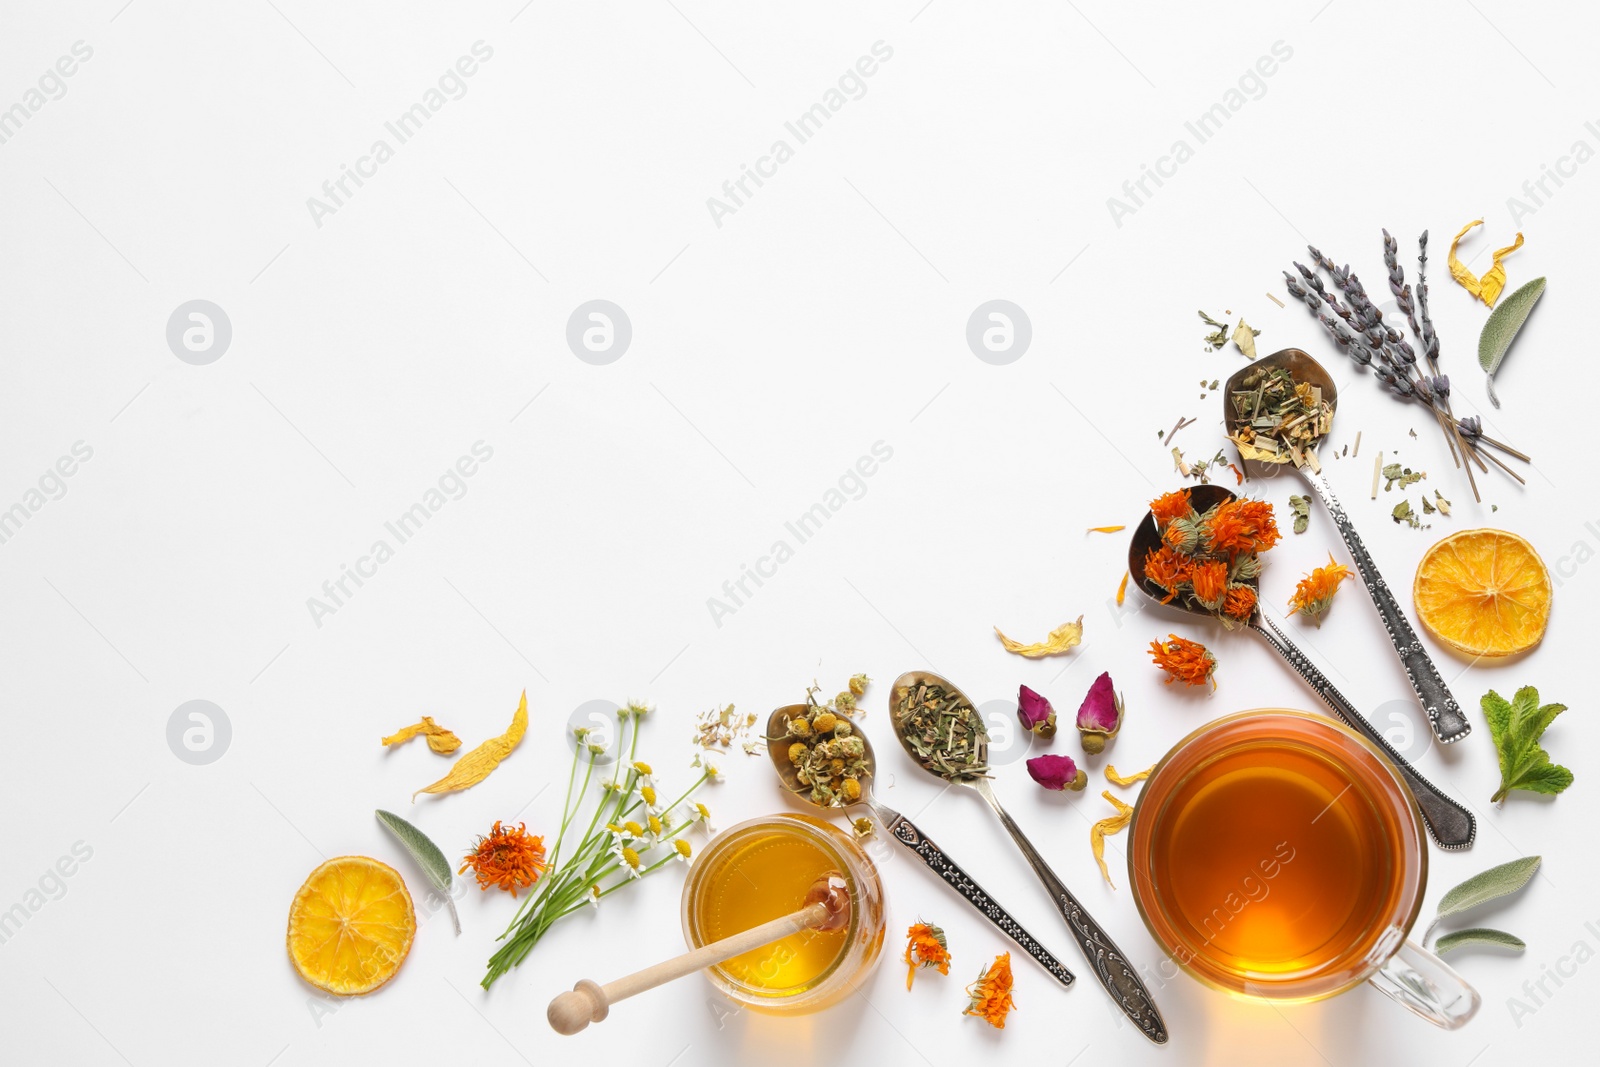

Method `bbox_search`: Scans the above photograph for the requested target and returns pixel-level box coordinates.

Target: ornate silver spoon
[887,673,1168,1044]
[1127,483,1475,850]
[1224,347,1470,743]
[764,704,1075,988]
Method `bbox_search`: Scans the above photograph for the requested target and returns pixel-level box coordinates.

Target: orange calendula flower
[1288,554,1353,626]
[904,922,951,990]
[460,820,547,896]
[1149,634,1217,689]
[1189,558,1230,609]
[1142,547,1192,603]
[1149,489,1193,527]
[964,952,1016,1029]
[1222,584,1258,621]
[1206,498,1281,556]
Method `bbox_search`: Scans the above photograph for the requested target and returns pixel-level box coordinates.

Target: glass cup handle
[1367,937,1481,1029]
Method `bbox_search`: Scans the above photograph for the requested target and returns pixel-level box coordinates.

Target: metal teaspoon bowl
[763,704,1076,988]
[886,673,1169,1045]
[1224,347,1470,744]
[1126,483,1475,850]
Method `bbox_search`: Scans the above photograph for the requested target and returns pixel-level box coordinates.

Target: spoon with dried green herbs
[1126,483,1474,850]
[764,702,1075,989]
[1224,347,1470,746]
[887,671,1168,1045]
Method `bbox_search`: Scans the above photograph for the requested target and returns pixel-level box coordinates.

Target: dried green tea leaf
[1232,320,1259,359]
[1478,276,1546,408]
[1435,928,1526,956]
[1288,494,1311,534]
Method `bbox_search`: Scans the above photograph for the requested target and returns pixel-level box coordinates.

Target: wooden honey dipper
[547,872,850,1035]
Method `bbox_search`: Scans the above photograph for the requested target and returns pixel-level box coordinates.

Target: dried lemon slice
[287,856,415,996]
[1413,529,1551,658]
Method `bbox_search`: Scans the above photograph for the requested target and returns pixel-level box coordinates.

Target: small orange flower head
[1189,559,1230,609]
[1149,489,1194,527]
[1223,584,1258,621]
[904,921,952,990]
[1142,546,1192,603]
[1288,554,1353,626]
[964,952,1016,1029]
[1206,498,1282,556]
[1149,634,1218,689]
[460,820,547,896]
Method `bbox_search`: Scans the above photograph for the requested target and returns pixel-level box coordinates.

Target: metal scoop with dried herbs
[779,679,870,807]
[1228,364,1333,471]
[892,682,988,780]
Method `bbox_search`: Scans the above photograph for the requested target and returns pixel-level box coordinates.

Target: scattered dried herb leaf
[1288,494,1311,534]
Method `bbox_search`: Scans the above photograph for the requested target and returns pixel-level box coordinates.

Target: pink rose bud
[1026,753,1087,792]
[1075,671,1125,755]
[1016,684,1058,739]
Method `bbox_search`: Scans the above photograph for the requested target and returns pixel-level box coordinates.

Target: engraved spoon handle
[970,780,1168,1044]
[1302,468,1471,743]
[866,798,1075,988]
[1250,611,1476,850]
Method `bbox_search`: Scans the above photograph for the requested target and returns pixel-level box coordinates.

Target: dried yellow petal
[413,692,528,801]
[1086,525,1126,534]
[1105,763,1154,787]
[1089,791,1135,888]
[1115,570,1129,606]
[382,716,462,754]
[1448,219,1524,307]
[993,616,1083,658]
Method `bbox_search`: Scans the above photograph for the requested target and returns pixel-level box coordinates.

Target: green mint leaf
[1435,928,1526,956]
[1482,687,1573,803]
[1509,761,1574,796]
[376,809,460,934]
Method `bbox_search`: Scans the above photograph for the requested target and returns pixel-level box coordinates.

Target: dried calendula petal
[413,692,528,801]
[1086,525,1126,534]
[1448,218,1524,307]
[1115,570,1129,606]
[382,716,462,754]
[1090,791,1135,887]
[1105,763,1154,787]
[993,616,1083,658]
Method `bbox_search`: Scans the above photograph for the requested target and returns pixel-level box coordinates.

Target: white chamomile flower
[672,839,692,864]
[585,884,602,908]
[616,845,644,880]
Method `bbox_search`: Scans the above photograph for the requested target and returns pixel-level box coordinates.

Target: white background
[1,2,1594,1065]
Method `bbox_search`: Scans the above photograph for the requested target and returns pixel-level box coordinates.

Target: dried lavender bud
[1431,374,1450,398]
[1458,415,1482,438]
[1413,377,1434,402]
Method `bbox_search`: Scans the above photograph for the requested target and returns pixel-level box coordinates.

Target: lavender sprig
[1416,231,1439,363]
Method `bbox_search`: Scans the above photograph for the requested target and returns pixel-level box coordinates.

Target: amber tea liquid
[1131,712,1424,1000]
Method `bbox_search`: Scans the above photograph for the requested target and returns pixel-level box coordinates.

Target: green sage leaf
[1478,276,1546,407]
[376,809,460,934]
[1435,928,1526,956]
[1424,855,1540,943]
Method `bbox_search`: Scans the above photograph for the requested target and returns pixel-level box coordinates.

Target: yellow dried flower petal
[412,692,528,801]
[1089,791,1135,888]
[993,616,1084,658]
[1448,219,1524,307]
[1105,764,1154,787]
[382,716,462,754]
[1086,525,1126,534]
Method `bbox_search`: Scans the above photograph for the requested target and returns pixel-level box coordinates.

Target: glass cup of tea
[1127,709,1479,1028]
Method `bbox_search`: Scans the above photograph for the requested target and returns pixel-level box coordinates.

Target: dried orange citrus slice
[287,856,415,995]
[1413,529,1551,658]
